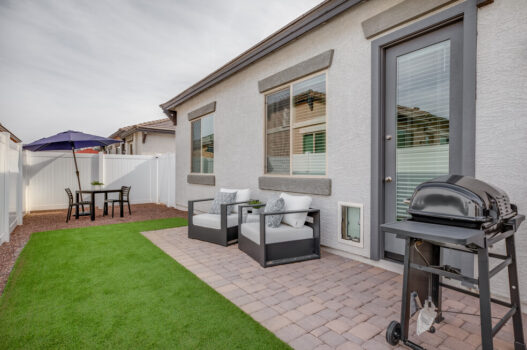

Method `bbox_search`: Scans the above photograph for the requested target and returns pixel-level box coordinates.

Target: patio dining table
[75,189,124,221]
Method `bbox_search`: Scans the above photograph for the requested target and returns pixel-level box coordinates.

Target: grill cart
[382,175,525,350]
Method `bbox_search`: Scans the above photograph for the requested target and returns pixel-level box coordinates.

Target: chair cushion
[193,213,239,229]
[264,197,285,228]
[209,191,237,215]
[240,223,313,245]
[280,193,312,228]
[245,214,260,223]
[220,188,251,213]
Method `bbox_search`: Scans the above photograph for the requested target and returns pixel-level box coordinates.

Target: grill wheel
[386,320,401,346]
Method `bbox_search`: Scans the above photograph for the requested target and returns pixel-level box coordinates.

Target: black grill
[382,175,525,350]
[408,175,518,233]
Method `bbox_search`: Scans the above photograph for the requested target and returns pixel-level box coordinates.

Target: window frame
[190,112,214,174]
[263,70,328,177]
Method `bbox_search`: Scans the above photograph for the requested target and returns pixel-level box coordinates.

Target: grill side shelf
[381,221,485,248]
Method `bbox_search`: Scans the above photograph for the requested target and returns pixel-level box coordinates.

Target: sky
[0,0,322,143]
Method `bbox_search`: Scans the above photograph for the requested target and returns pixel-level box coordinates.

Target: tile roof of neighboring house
[0,123,22,143]
[160,0,364,112]
[109,118,176,140]
[75,148,100,154]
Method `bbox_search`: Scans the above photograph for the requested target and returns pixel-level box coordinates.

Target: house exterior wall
[134,132,175,155]
[174,0,401,257]
[106,132,175,155]
[172,0,527,302]
[475,0,527,303]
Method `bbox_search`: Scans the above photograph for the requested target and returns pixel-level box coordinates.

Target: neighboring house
[106,118,175,155]
[160,0,527,304]
[0,123,22,143]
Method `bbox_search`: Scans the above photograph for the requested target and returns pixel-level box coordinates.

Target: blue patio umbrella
[23,130,122,202]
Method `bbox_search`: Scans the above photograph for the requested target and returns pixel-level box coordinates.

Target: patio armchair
[237,205,321,267]
[65,188,92,223]
[188,198,250,246]
[104,186,132,217]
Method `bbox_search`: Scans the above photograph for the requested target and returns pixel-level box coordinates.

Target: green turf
[0,218,290,349]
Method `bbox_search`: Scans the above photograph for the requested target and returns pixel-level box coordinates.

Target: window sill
[258,176,331,196]
[187,174,215,186]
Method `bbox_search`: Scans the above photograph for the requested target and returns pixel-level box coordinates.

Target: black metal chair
[65,188,92,223]
[237,204,321,267]
[188,198,250,246]
[104,186,132,217]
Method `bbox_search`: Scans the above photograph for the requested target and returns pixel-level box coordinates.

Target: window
[338,202,363,247]
[265,73,326,176]
[191,114,214,173]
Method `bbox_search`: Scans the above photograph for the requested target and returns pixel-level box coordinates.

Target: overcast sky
[0,0,321,143]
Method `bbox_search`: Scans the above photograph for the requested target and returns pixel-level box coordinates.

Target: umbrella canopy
[23,130,122,210]
[23,130,121,151]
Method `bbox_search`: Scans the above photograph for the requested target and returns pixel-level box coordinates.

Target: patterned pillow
[208,191,237,215]
[264,197,285,228]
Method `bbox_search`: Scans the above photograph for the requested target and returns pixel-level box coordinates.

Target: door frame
[370,0,477,261]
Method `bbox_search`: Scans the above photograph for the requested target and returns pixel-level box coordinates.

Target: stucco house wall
[475,0,527,304]
[171,0,527,303]
[107,132,175,155]
[135,132,175,155]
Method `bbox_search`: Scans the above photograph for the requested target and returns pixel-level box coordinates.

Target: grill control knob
[385,176,393,183]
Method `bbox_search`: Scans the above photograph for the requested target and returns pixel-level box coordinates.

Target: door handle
[384,176,393,183]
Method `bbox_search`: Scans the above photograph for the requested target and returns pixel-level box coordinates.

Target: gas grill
[381,175,525,350]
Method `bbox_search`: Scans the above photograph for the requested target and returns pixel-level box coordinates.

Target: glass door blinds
[383,21,463,259]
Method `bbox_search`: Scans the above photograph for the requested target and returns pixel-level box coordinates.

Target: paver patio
[143,226,527,350]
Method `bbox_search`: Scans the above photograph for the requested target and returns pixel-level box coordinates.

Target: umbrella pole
[71,146,85,212]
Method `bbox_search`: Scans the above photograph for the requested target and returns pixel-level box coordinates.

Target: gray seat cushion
[193,213,239,229]
[240,222,313,245]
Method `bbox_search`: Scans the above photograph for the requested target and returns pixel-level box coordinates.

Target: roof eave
[160,0,364,111]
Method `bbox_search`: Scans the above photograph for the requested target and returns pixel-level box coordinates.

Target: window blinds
[266,88,291,174]
[265,74,327,176]
[292,74,326,175]
[396,40,450,220]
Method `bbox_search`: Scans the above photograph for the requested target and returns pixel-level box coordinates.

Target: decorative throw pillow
[208,191,237,215]
[264,197,285,228]
[220,188,251,213]
[280,193,312,228]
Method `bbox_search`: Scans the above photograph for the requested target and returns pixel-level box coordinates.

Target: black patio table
[75,189,123,221]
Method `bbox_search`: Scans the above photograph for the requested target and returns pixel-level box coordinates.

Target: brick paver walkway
[143,227,526,350]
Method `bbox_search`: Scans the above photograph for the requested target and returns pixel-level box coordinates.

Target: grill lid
[408,175,516,229]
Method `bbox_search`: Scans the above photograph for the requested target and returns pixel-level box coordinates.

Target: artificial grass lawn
[0,218,290,349]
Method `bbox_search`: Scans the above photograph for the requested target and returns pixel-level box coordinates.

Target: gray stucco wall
[475,0,527,303]
[174,0,401,258]
[172,0,527,303]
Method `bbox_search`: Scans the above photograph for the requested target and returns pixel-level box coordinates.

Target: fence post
[16,144,23,225]
[171,153,176,208]
[23,150,30,214]
[155,156,160,204]
[98,151,105,209]
[0,132,10,243]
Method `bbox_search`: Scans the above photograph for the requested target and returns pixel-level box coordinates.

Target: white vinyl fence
[0,132,23,244]
[1,148,175,242]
